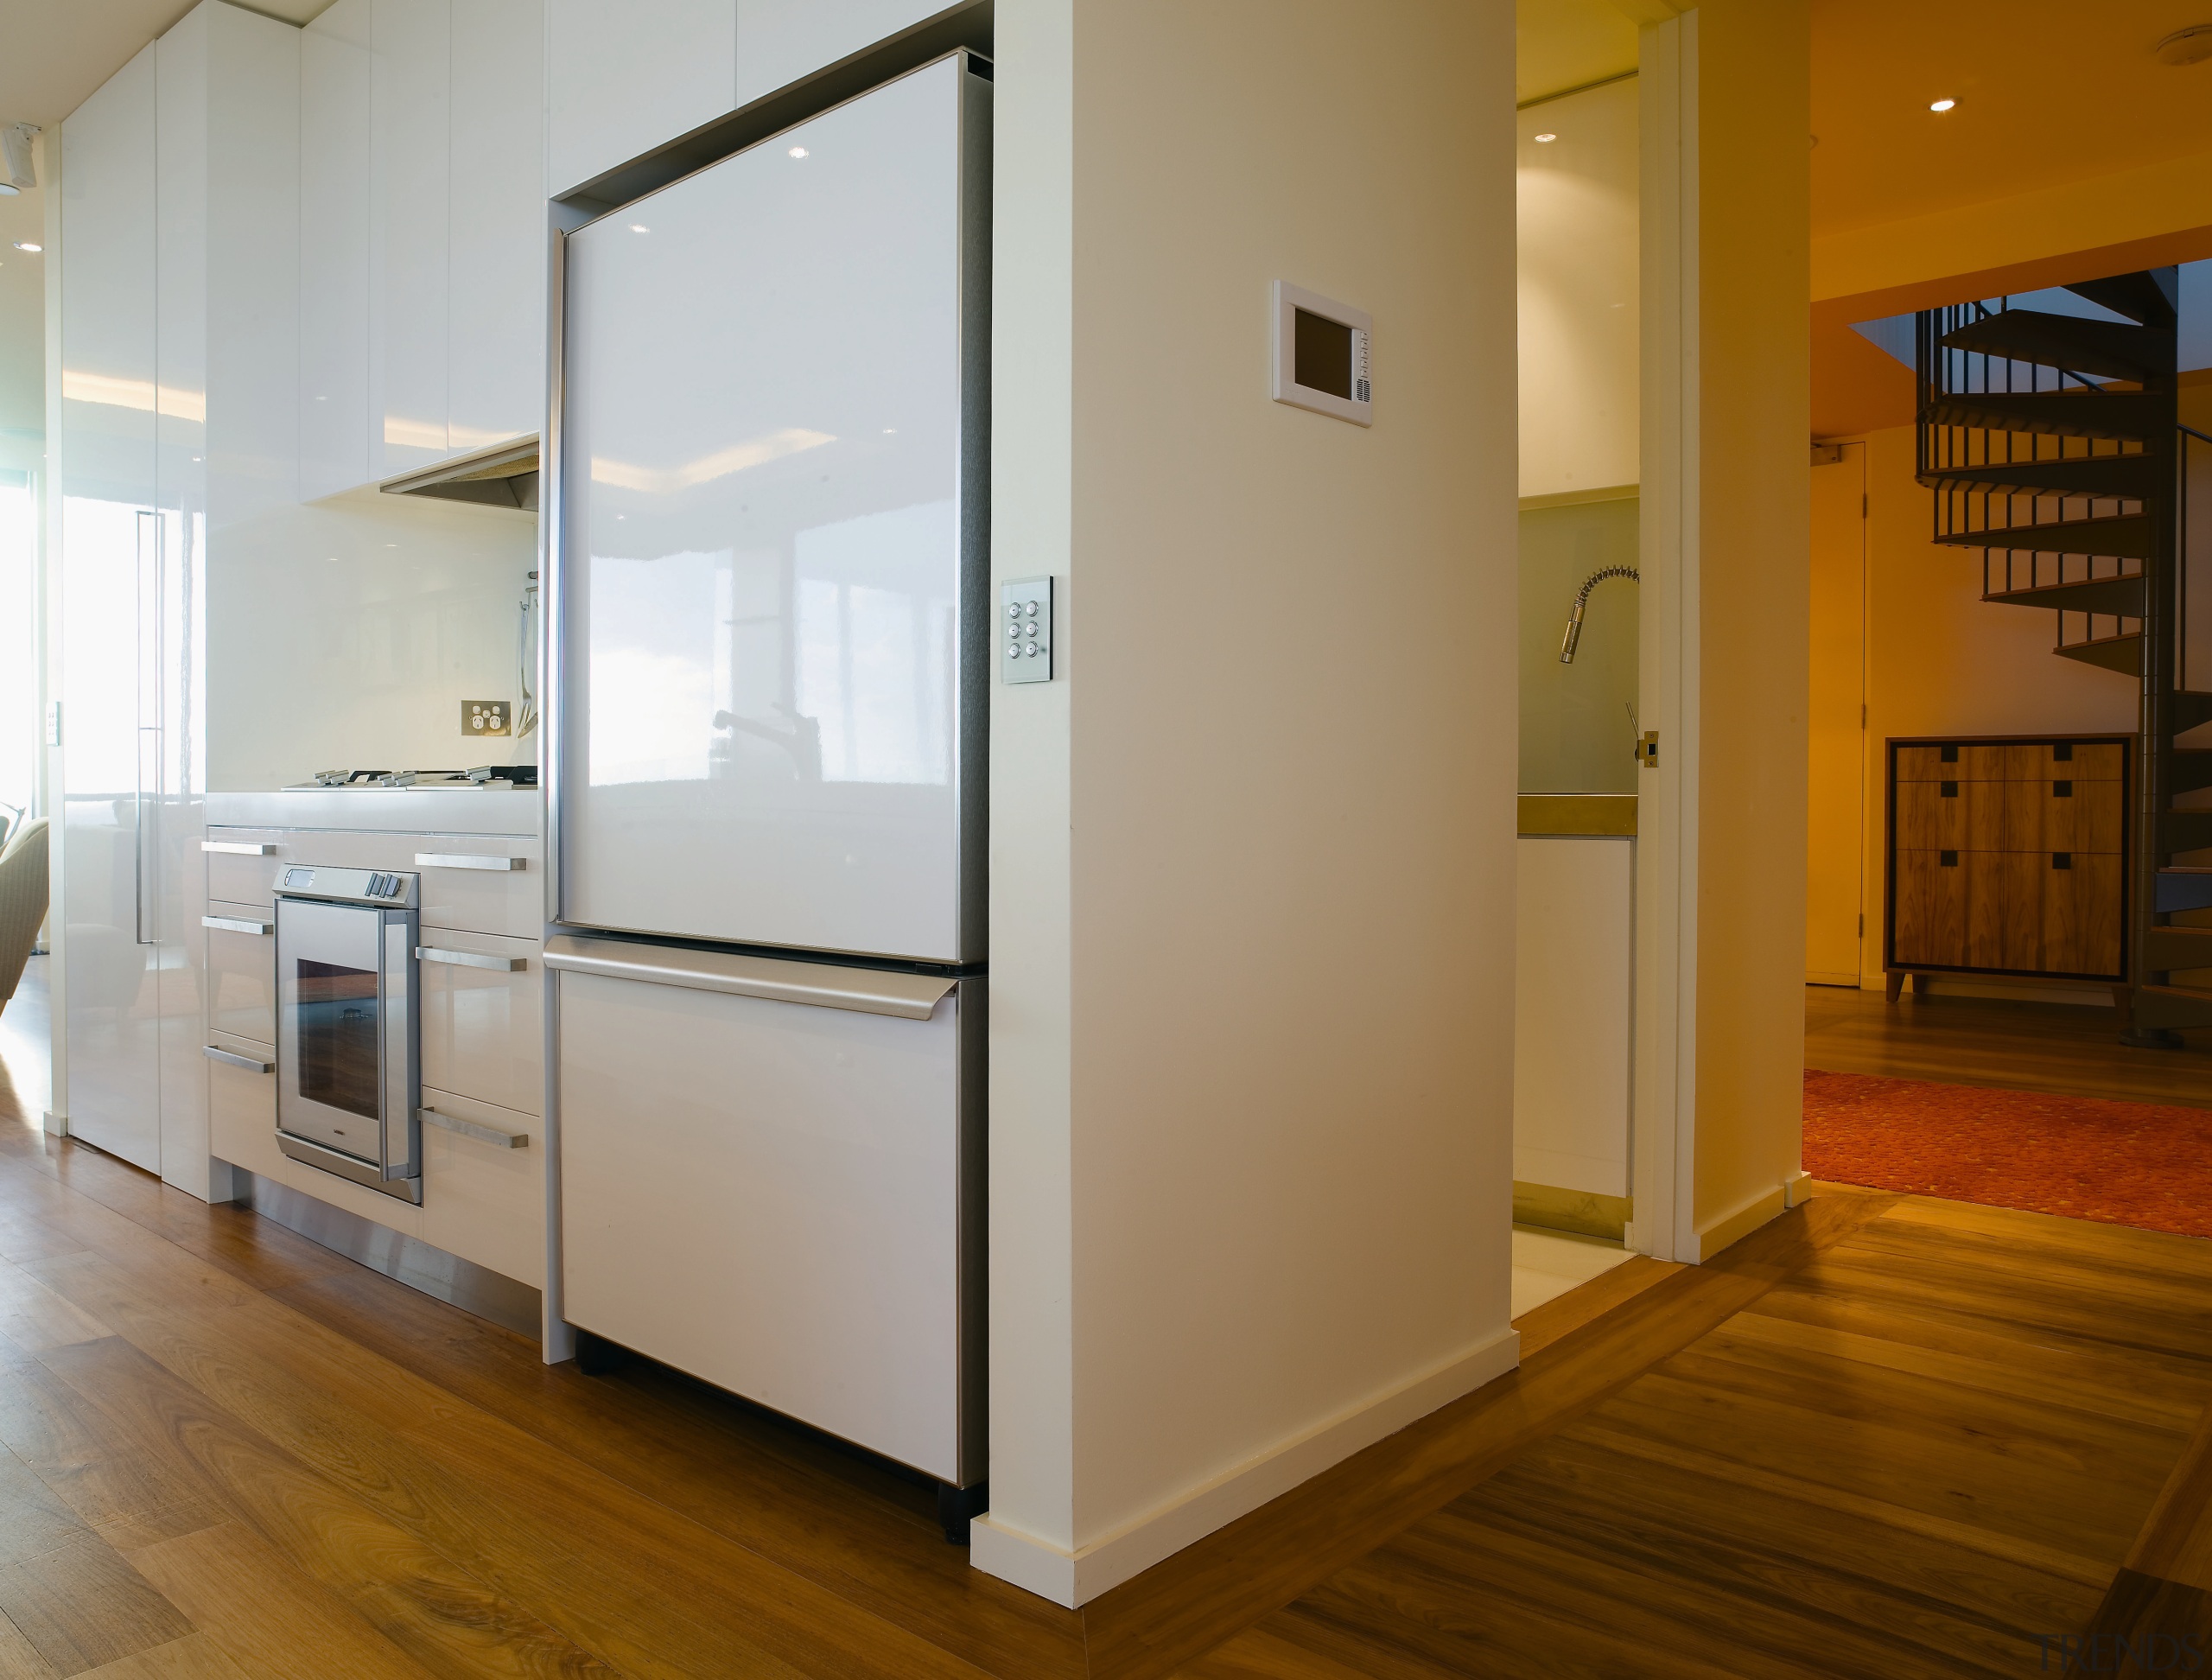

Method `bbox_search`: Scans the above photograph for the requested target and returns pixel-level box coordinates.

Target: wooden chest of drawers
[1884,735,2131,995]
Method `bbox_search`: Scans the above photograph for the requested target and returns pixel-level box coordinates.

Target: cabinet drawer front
[1892,850,1967,967]
[2004,779,2125,853]
[205,901,277,1047]
[205,830,290,907]
[2041,852,2124,977]
[419,1085,544,1290]
[207,1040,287,1180]
[1895,747,1955,782]
[419,931,543,1115]
[417,853,540,939]
[1896,780,2000,851]
[2057,741,2126,781]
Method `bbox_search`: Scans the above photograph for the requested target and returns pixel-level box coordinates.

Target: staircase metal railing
[1916,297,2149,663]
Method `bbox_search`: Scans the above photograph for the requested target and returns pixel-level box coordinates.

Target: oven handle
[418,1106,530,1149]
[416,945,526,972]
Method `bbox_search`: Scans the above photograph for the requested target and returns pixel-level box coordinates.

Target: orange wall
[1807,424,2143,993]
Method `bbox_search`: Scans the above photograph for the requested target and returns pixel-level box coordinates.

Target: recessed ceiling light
[1929,98,1956,111]
[11,240,39,252]
[788,146,809,159]
[2156,23,2212,63]
[0,185,16,198]
[1533,132,1557,143]
[629,223,649,233]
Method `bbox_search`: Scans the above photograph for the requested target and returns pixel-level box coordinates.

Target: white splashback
[207,489,537,790]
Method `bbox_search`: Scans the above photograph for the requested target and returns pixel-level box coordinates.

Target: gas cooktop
[283,767,539,791]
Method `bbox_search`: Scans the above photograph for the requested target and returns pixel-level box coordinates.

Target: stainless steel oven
[274,865,423,1202]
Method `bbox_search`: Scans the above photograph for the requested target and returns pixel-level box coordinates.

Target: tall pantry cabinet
[56,2,298,1198]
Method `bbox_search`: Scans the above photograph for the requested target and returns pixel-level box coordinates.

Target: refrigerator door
[551,939,982,1485]
[556,55,988,963]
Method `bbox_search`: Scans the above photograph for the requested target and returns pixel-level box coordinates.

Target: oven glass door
[276,898,388,1163]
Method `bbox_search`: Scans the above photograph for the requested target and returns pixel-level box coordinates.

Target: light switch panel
[1001,576,1053,684]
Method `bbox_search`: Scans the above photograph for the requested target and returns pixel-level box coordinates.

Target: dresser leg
[1885,970,1904,1002]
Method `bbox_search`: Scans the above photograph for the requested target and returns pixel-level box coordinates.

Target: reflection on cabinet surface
[1885,735,2129,995]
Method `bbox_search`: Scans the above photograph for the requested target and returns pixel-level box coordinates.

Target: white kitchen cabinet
[300,1,373,499]
[732,0,948,108]
[1513,836,1634,1200]
[58,3,298,1198]
[60,43,164,1176]
[207,1041,288,1180]
[546,0,736,197]
[368,0,452,476]
[449,0,546,453]
[302,0,545,489]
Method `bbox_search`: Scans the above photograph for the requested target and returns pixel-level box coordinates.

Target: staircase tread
[1940,309,2177,380]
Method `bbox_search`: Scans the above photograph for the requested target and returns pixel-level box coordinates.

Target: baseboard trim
[1693,1182,1789,1261]
[969,1324,1522,1607]
[231,1169,541,1340]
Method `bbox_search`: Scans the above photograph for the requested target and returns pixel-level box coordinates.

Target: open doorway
[1802,17,2212,1232]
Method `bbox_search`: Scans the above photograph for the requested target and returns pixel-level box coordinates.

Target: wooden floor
[0,982,2209,1674]
[1806,981,2212,1108]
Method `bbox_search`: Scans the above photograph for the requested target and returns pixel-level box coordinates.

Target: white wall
[1517,76,1638,500]
[976,0,1519,1607]
[207,493,537,790]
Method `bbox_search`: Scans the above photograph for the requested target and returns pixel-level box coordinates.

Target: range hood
[380,436,539,511]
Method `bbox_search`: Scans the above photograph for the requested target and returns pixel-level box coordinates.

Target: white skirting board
[968,1325,1522,1607]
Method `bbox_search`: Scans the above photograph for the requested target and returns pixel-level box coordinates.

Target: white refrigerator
[544,52,989,1512]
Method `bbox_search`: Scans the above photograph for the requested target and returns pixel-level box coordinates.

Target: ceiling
[0,0,334,131]
[1813,0,2212,239]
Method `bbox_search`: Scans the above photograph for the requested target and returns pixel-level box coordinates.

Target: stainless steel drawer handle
[417,1107,529,1149]
[202,841,276,856]
[202,915,274,936]
[203,1046,273,1073]
[415,853,527,872]
[416,946,527,972]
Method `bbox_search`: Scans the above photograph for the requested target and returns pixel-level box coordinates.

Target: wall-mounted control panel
[1001,577,1054,684]
[1272,280,1372,426]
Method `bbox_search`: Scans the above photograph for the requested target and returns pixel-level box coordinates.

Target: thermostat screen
[1293,308,1354,400]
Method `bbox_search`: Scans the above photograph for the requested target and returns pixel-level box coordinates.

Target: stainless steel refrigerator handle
[543,934,957,1020]
[415,852,527,871]
[202,915,274,936]
[202,1045,272,1073]
[416,945,526,972]
[418,1106,530,1149]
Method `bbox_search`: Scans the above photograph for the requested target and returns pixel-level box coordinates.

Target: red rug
[1803,1068,2212,1239]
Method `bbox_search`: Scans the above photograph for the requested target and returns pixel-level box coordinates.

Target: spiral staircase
[1915,267,2212,1044]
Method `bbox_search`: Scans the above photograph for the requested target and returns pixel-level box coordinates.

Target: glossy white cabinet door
[301,0,374,498]
[369,0,451,475]
[60,44,163,1174]
[417,931,542,1114]
[448,0,545,455]
[544,0,736,197]
[559,970,967,1480]
[561,59,985,961]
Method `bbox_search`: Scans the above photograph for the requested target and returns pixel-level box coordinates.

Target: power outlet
[462,701,512,737]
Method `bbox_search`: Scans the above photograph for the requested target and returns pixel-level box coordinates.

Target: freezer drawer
[554,954,982,1485]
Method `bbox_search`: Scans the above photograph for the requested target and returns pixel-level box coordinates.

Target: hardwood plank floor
[1805,982,2212,1107]
[0,982,2209,1677]
[1184,1193,2212,1679]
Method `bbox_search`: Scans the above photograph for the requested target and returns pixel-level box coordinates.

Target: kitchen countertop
[207,788,543,837]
